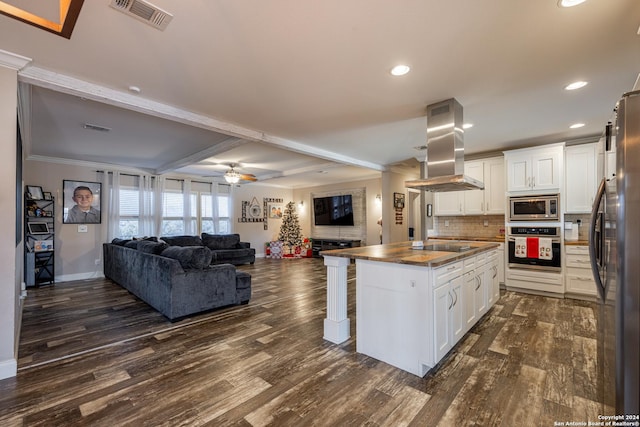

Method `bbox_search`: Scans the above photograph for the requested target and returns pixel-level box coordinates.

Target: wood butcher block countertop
[565,240,589,246]
[320,240,499,268]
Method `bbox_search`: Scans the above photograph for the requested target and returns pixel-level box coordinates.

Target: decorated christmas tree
[278,201,303,248]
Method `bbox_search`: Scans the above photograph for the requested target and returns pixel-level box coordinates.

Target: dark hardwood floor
[1,258,602,426]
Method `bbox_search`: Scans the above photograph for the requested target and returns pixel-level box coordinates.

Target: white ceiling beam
[17,65,387,173]
[257,161,345,181]
[154,137,248,175]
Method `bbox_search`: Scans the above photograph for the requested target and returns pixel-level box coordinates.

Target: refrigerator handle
[589,177,607,300]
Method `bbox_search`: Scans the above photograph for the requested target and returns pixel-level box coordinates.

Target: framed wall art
[393,192,405,209]
[63,180,102,224]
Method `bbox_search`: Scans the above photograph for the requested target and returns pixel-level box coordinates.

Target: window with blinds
[116,177,231,238]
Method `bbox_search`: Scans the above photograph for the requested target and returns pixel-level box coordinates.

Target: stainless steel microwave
[509,194,560,221]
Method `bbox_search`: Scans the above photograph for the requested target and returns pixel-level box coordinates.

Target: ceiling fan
[224,164,257,184]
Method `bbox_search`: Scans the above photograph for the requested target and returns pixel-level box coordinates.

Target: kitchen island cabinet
[321,240,499,376]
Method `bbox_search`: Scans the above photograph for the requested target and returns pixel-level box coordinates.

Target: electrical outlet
[94,259,101,265]
[484,220,489,227]
[445,220,449,227]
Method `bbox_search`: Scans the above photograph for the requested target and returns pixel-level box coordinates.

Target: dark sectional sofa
[103,238,251,320]
[161,233,255,266]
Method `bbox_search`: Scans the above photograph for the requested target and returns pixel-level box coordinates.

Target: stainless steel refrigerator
[590,89,640,414]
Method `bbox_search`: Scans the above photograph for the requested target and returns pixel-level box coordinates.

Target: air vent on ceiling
[83,123,111,132]
[110,0,173,31]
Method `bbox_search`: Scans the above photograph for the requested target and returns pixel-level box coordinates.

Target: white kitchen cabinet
[505,144,564,193]
[434,191,464,216]
[497,243,505,285]
[565,143,597,213]
[433,273,464,362]
[565,245,597,297]
[486,249,501,306]
[463,270,477,333]
[463,161,485,215]
[483,157,506,214]
[435,157,505,216]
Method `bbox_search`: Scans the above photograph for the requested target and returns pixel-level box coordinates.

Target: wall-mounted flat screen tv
[313,195,354,226]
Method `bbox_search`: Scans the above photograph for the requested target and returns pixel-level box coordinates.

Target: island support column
[323,256,351,344]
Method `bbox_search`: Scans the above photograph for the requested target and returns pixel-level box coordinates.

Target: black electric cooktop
[419,243,472,253]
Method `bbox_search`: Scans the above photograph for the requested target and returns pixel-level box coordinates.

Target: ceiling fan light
[558,0,586,7]
[224,168,241,183]
[564,81,588,90]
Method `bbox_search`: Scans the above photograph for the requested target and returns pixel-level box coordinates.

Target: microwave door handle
[589,177,607,300]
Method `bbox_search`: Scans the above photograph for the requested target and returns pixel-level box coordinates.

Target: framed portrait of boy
[63,180,102,224]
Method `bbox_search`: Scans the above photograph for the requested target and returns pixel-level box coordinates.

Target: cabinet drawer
[566,274,596,295]
[566,245,589,255]
[433,261,463,287]
[463,256,476,274]
[565,254,591,268]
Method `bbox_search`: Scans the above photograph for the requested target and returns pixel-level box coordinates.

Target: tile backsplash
[434,213,591,241]
[433,215,505,239]
[564,214,591,240]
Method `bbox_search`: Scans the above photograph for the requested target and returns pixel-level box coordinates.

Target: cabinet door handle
[447,266,457,271]
[448,291,454,310]
[475,275,481,290]
[453,289,458,307]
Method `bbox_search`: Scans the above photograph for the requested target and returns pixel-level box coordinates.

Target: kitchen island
[321,240,500,376]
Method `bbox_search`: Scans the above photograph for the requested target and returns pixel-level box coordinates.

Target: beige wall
[381,170,417,244]
[231,184,293,257]
[24,160,107,281]
[0,66,18,379]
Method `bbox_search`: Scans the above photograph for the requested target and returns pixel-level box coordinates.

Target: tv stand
[312,238,361,257]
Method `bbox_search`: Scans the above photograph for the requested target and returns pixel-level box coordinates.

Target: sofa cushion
[111,238,131,246]
[161,246,212,269]
[137,240,169,255]
[124,240,140,249]
[201,233,240,250]
[160,235,203,247]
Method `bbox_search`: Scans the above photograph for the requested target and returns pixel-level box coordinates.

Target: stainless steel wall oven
[507,226,561,271]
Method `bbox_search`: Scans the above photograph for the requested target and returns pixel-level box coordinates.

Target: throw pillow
[160,235,203,247]
[137,240,169,255]
[161,246,212,269]
[201,233,241,250]
[111,238,131,246]
[124,240,140,250]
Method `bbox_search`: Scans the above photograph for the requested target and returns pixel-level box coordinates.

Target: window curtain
[210,181,220,234]
[139,175,163,237]
[102,170,120,242]
[182,178,194,236]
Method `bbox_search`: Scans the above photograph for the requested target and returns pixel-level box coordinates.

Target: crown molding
[0,49,31,71]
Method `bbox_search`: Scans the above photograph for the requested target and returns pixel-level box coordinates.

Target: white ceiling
[2,0,638,188]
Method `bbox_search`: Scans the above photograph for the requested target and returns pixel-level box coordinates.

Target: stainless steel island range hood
[405,98,484,192]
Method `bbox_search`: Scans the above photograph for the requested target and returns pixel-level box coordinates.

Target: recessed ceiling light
[558,0,586,7]
[570,123,585,129]
[463,123,473,130]
[564,81,588,90]
[390,65,410,76]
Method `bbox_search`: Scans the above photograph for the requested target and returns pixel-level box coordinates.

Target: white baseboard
[0,358,17,380]
[56,271,105,283]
